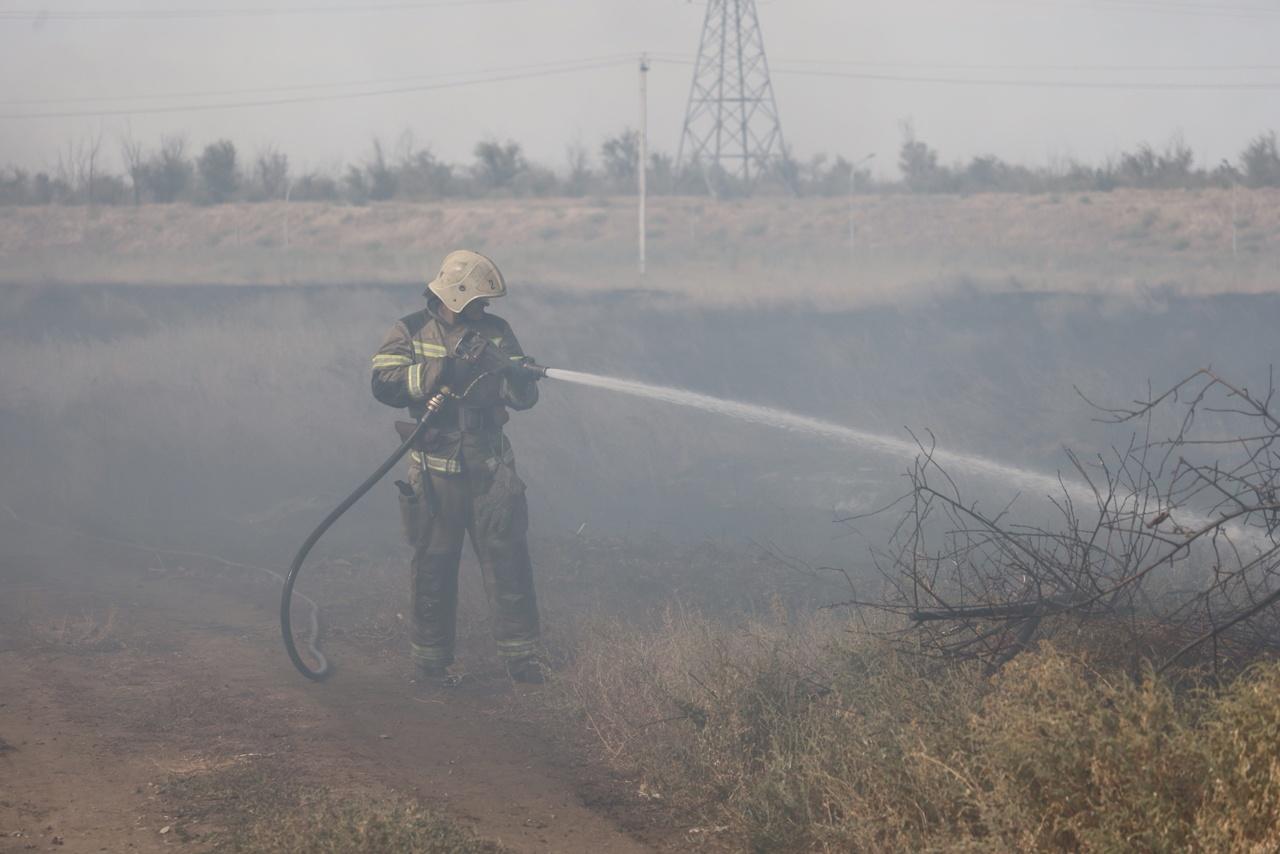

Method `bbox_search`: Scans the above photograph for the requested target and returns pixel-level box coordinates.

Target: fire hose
[280,333,548,681]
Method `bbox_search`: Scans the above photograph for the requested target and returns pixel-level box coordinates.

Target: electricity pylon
[676,0,787,195]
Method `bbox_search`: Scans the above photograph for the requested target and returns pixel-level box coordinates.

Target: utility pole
[849,153,875,260]
[676,0,786,196]
[639,54,649,276]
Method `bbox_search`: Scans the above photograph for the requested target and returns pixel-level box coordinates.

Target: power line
[0,0,531,21]
[984,0,1280,19]
[753,58,1280,73]
[0,54,637,106]
[647,51,1280,73]
[22,50,1278,111]
[0,58,633,119]
[771,67,1280,91]
[1079,0,1280,19]
[653,56,1280,90]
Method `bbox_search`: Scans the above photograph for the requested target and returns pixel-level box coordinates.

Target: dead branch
[859,367,1280,673]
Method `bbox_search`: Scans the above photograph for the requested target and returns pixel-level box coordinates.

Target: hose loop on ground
[280,368,511,681]
[280,416,430,681]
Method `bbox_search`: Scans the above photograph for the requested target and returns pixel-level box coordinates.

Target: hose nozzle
[513,358,549,380]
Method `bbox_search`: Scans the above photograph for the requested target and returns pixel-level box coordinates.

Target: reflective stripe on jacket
[370,301,538,473]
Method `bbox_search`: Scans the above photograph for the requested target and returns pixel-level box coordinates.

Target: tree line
[2,126,1278,206]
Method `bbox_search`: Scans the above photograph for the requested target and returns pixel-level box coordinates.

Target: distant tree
[601,128,640,187]
[1239,131,1280,188]
[290,171,340,202]
[512,163,560,197]
[54,129,105,204]
[1118,136,1198,189]
[32,172,56,204]
[400,149,454,199]
[363,138,397,201]
[964,155,1006,191]
[254,145,290,200]
[343,164,370,204]
[898,121,945,192]
[770,151,804,196]
[472,139,525,191]
[88,174,128,205]
[648,151,675,195]
[1158,135,1196,185]
[816,155,855,197]
[0,167,31,205]
[198,139,239,203]
[119,131,146,205]
[564,140,593,197]
[1119,143,1158,185]
[143,134,192,203]
[394,133,454,199]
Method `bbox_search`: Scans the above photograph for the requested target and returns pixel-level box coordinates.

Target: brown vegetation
[2,189,1277,303]
[157,755,505,854]
[553,610,1280,852]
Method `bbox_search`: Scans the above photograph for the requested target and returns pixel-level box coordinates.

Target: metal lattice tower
[677,0,787,193]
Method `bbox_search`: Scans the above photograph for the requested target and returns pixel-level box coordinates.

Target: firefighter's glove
[509,356,548,381]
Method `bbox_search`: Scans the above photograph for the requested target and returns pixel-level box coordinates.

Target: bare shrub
[472,138,526,193]
[563,139,593,197]
[600,128,639,190]
[0,166,32,204]
[143,134,194,203]
[868,368,1280,676]
[1240,131,1280,188]
[119,129,146,205]
[197,140,239,204]
[253,145,289,201]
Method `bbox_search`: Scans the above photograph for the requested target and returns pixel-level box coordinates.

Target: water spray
[287,357,1218,682]
[544,368,1095,505]
[282,357,1095,681]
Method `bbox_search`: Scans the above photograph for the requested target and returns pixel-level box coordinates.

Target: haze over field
[2,2,1279,852]
[3,0,1280,176]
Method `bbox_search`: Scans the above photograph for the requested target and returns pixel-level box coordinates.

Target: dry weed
[553,611,1280,852]
[157,754,504,853]
[30,607,123,653]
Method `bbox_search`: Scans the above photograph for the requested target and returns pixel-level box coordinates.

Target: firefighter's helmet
[426,250,507,312]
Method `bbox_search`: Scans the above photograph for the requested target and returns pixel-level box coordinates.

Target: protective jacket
[371,301,538,475]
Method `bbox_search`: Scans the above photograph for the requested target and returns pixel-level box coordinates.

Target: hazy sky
[2,0,1278,178]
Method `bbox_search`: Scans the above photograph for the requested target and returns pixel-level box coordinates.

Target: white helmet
[426,249,506,313]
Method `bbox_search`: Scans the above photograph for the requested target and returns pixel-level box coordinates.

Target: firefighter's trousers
[403,457,540,669]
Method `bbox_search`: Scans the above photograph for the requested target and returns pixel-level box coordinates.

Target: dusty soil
[0,526,687,854]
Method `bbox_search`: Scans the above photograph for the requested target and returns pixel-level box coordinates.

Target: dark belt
[457,407,495,432]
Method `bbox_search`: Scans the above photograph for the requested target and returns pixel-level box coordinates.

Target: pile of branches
[864,368,1280,675]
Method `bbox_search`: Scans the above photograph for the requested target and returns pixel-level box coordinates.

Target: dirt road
[0,528,670,853]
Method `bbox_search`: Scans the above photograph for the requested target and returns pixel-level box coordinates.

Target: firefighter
[370,250,544,684]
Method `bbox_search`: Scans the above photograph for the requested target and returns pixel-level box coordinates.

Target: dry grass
[28,607,124,653]
[157,754,505,853]
[216,798,506,854]
[552,608,1280,852]
[2,190,1277,304]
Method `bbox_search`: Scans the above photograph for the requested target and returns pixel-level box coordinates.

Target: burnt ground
[0,522,715,854]
[3,281,1276,851]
